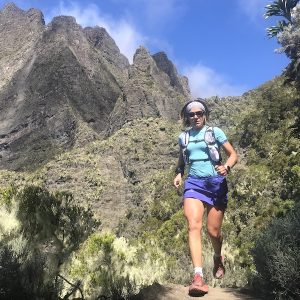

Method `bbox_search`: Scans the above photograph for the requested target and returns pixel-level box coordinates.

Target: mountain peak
[1,2,45,25]
[133,46,151,61]
[2,2,22,14]
[152,51,190,96]
[132,46,155,73]
[50,15,81,30]
[84,26,129,69]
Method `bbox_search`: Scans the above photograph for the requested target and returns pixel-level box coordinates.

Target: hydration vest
[179,126,221,165]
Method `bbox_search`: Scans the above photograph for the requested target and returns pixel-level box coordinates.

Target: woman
[173,99,237,296]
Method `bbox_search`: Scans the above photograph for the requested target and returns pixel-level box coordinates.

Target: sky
[0,0,291,98]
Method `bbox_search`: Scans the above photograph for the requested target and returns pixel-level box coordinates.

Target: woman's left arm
[215,141,238,176]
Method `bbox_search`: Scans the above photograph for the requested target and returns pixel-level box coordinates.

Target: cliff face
[0,3,45,90]
[152,51,190,96]
[107,46,189,133]
[0,3,190,171]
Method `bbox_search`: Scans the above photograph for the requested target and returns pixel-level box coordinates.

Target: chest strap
[190,158,211,162]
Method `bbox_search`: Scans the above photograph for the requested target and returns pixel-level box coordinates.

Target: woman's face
[188,107,206,129]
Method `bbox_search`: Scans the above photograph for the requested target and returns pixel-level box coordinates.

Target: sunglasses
[188,111,205,118]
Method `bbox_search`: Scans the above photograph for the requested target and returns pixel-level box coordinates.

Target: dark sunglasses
[188,111,205,118]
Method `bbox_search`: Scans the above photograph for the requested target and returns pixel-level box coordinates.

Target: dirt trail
[137,283,258,300]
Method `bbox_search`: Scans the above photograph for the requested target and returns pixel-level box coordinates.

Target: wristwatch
[224,164,231,173]
[175,166,184,176]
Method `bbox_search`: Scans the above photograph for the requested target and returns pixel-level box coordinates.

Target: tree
[0,185,98,299]
[264,0,299,37]
[265,1,300,88]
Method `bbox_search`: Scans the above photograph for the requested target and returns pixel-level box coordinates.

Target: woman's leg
[184,198,205,268]
[206,205,225,255]
[206,205,225,278]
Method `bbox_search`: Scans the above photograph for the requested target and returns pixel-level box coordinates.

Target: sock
[194,267,203,277]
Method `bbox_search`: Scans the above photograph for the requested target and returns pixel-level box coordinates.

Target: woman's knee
[187,218,202,232]
[207,226,222,239]
[184,199,205,233]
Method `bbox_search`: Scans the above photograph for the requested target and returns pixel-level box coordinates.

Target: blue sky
[0,0,290,97]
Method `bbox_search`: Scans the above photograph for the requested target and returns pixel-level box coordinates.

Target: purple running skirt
[183,175,228,208]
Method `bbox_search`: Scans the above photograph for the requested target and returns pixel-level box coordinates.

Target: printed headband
[186,101,206,113]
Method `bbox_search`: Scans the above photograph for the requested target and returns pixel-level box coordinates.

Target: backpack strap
[179,130,190,165]
[179,128,213,164]
[204,126,216,145]
[184,130,190,147]
[204,126,222,163]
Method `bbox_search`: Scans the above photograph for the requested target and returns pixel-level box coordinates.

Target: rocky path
[137,283,258,300]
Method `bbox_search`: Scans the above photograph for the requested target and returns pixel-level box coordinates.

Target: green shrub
[0,242,32,300]
[252,203,300,299]
[63,232,168,299]
[0,185,97,299]
[149,171,182,222]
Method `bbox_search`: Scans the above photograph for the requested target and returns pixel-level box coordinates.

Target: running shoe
[188,273,209,296]
[213,255,225,279]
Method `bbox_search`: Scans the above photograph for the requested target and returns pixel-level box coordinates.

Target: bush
[0,242,32,300]
[0,185,97,299]
[63,232,168,299]
[252,203,300,299]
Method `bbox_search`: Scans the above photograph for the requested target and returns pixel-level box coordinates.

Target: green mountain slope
[1,74,299,298]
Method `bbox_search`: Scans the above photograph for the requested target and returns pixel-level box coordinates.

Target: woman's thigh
[206,205,225,234]
[184,198,205,225]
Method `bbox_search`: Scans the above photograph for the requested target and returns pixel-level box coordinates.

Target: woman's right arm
[173,151,185,188]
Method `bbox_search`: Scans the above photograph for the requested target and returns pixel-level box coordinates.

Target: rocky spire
[0,3,45,90]
[1,2,45,25]
[107,46,188,133]
[49,15,81,31]
[84,26,129,70]
[152,51,190,97]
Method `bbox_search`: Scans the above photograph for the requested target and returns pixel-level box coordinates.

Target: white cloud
[142,0,186,27]
[46,1,145,63]
[183,63,247,98]
[107,0,186,28]
[43,0,186,63]
[237,0,269,23]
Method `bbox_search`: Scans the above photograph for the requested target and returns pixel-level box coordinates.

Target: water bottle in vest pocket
[207,145,220,162]
[204,127,221,163]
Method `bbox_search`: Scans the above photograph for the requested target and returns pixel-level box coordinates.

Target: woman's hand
[215,141,237,176]
[174,173,182,188]
[215,165,229,176]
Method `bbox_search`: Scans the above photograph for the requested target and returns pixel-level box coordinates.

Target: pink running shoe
[188,273,209,296]
[213,255,225,279]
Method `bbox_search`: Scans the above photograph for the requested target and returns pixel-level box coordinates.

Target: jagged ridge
[0,3,189,170]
